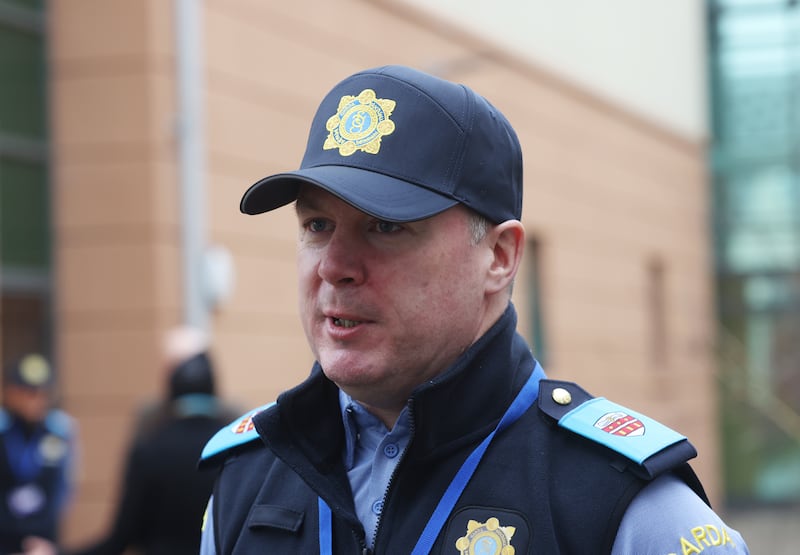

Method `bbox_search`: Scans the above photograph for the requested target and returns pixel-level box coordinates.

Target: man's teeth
[334,318,359,328]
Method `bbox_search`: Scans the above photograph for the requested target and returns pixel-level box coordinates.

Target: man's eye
[307,219,329,232]
[375,220,402,233]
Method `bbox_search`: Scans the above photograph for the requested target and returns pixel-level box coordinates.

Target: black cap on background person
[2,353,54,426]
[3,353,54,390]
[169,352,216,400]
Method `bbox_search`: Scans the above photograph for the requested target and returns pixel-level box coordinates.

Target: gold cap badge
[323,89,396,156]
[20,354,51,386]
[455,517,516,555]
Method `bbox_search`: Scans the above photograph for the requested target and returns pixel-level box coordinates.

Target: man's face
[295,186,494,414]
[3,384,49,423]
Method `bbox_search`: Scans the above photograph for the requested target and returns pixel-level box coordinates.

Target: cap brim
[240,165,459,223]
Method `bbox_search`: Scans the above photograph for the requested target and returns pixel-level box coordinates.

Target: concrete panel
[58,242,180,313]
[51,72,171,147]
[210,329,312,410]
[49,0,172,61]
[222,250,298,316]
[205,89,308,183]
[55,160,177,231]
[59,328,162,399]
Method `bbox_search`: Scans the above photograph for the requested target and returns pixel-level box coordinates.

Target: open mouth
[333,318,361,328]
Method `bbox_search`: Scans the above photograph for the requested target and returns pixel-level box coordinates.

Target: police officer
[199,65,750,554]
[0,354,74,555]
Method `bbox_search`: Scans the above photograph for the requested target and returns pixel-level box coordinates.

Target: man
[0,354,74,555]
[200,65,749,554]
[68,327,238,555]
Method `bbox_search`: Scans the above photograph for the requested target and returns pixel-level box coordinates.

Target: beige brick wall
[49,0,180,543]
[50,0,719,542]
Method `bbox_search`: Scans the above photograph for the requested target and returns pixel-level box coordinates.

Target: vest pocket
[247,504,305,532]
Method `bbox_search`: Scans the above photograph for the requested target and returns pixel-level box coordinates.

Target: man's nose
[317,229,366,285]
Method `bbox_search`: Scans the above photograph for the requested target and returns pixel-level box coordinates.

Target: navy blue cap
[240,65,523,224]
[3,353,53,389]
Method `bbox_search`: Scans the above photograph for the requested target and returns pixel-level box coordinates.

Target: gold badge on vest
[455,517,516,555]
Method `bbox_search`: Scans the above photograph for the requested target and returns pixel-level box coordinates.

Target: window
[708,0,800,503]
[0,0,50,364]
[646,257,668,367]
[525,238,548,366]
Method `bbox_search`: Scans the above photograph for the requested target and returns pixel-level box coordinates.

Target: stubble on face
[295,188,494,420]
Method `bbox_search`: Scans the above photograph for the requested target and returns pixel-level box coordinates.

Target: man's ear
[486,220,525,295]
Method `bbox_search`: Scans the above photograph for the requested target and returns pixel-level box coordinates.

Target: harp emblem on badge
[323,88,396,156]
[455,517,516,555]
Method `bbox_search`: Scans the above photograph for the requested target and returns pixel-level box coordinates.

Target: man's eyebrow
[295,193,321,213]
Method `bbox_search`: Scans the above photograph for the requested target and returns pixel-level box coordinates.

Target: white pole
[174,0,207,330]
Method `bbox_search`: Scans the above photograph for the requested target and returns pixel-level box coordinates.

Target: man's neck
[353,400,403,430]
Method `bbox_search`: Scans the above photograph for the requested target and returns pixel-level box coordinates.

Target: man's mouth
[333,318,361,328]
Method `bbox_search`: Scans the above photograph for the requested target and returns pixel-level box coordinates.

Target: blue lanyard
[318,497,333,555]
[318,362,546,554]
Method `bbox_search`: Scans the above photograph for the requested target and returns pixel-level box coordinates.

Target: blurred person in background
[130,327,239,443]
[67,327,238,555]
[0,354,75,555]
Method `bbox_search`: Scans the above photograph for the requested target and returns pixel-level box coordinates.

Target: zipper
[323,487,371,554]
[352,527,370,555]
[371,397,416,550]
[352,528,371,555]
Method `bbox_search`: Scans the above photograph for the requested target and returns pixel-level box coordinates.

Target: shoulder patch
[559,397,686,464]
[200,403,275,463]
[538,380,691,469]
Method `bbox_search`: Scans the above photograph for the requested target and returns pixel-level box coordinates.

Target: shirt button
[383,443,399,458]
[371,500,383,515]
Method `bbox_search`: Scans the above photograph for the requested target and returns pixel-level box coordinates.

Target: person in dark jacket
[69,328,237,555]
[199,65,749,554]
[0,354,74,555]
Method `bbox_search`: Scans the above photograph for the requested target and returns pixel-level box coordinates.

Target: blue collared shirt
[339,389,411,549]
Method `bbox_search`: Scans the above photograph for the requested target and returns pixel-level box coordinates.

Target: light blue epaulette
[200,403,275,465]
[45,409,75,440]
[538,380,697,479]
[0,408,74,439]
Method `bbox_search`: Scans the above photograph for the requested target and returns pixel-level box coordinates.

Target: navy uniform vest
[202,307,706,554]
[0,409,73,554]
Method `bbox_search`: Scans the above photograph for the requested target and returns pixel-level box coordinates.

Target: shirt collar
[339,389,411,470]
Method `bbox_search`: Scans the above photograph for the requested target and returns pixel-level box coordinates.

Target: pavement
[722,504,800,554]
